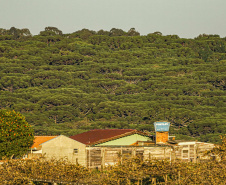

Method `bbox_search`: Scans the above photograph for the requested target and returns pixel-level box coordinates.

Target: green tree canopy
[0,27,226,142]
[0,109,34,159]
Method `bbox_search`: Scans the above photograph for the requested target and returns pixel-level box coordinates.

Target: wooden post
[188,145,190,161]
[127,178,131,185]
[165,175,168,185]
[118,179,120,185]
[194,144,197,163]
[181,147,183,160]
[132,147,136,157]
[89,146,91,169]
[170,148,172,163]
[152,178,156,185]
[121,147,123,164]
[101,148,105,170]
[164,148,166,160]
[178,171,181,184]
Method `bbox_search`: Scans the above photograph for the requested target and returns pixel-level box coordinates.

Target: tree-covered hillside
[0,27,225,142]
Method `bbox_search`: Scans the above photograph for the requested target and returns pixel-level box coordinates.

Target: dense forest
[0,27,225,143]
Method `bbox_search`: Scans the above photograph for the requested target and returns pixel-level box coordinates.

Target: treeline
[0,27,225,142]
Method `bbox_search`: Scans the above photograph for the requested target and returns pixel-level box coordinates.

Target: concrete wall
[41,135,87,166]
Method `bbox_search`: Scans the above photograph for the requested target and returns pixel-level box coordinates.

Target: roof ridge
[34,135,59,137]
[70,129,138,145]
[90,129,135,131]
[89,130,146,146]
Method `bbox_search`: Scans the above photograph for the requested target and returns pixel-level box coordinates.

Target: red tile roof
[70,129,136,145]
[31,136,58,150]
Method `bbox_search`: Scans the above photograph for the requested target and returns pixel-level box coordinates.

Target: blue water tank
[154,121,170,132]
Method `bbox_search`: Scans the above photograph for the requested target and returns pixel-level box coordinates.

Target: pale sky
[1,0,226,38]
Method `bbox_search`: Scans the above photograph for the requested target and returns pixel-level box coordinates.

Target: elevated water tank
[154,121,170,144]
[154,121,170,132]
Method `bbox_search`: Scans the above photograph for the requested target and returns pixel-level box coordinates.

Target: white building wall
[41,135,87,166]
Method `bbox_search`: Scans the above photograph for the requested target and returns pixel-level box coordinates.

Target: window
[182,150,189,159]
[74,149,78,154]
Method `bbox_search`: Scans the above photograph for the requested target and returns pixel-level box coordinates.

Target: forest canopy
[0,27,225,143]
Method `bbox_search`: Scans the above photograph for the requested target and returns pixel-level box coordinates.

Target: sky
[1,0,226,38]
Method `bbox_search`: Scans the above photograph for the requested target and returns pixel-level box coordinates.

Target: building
[41,135,87,166]
[40,129,152,167]
[29,136,58,158]
[38,126,215,168]
[172,140,215,162]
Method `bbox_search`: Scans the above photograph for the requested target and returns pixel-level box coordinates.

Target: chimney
[154,121,170,144]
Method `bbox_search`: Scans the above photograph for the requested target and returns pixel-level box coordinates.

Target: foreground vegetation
[0,157,225,184]
[0,27,225,142]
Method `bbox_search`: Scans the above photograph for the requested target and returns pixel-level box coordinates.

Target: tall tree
[0,109,34,159]
[127,28,140,36]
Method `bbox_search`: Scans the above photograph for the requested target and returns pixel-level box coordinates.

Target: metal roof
[70,129,137,145]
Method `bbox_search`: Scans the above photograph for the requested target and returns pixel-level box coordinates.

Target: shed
[41,135,87,166]
[29,136,58,158]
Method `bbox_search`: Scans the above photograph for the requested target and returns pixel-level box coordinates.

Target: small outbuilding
[29,136,58,158]
[41,135,87,166]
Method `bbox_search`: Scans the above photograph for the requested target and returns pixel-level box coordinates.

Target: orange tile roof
[31,136,58,149]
